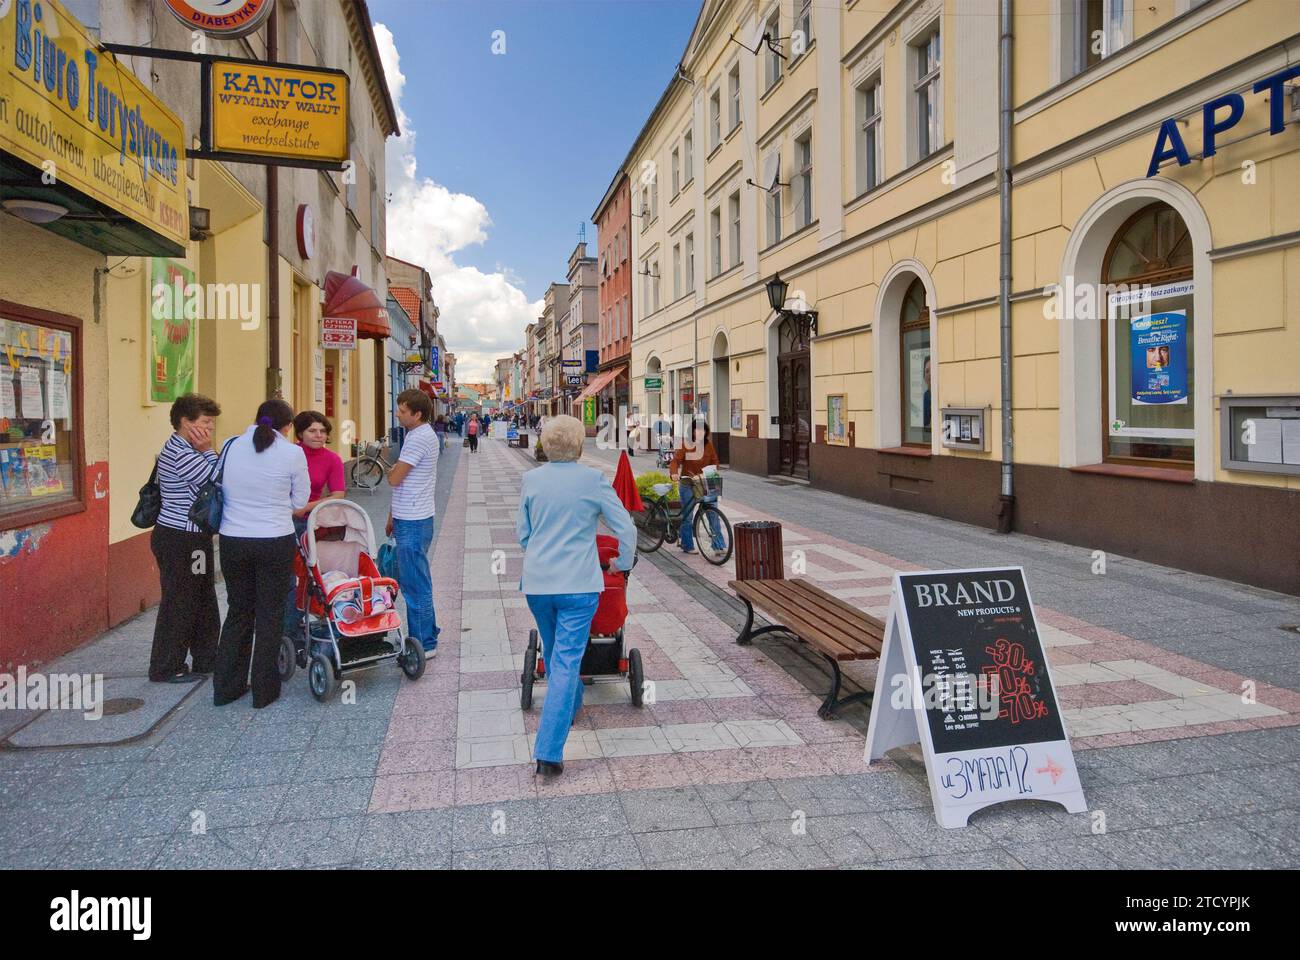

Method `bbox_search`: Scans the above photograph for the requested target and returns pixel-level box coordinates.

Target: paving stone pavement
[2,434,1297,870]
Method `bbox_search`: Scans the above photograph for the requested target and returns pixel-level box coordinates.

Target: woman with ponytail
[213,399,310,708]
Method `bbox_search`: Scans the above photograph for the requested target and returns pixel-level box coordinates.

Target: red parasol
[613,450,644,513]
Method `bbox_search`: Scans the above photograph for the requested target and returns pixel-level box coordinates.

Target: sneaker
[422,644,438,659]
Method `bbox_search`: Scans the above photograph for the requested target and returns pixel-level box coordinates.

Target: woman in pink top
[293,411,347,513]
[283,410,346,638]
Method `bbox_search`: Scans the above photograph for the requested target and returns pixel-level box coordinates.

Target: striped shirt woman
[149,394,223,684]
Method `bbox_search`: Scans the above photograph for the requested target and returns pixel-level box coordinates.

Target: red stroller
[520,534,644,709]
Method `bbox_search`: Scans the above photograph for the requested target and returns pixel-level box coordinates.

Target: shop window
[1102,202,1195,465]
[900,279,931,447]
[0,309,80,525]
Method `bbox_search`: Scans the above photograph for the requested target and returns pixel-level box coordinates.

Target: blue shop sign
[1147,66,1300,177]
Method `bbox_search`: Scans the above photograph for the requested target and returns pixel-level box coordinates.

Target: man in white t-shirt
[387,389,441,655]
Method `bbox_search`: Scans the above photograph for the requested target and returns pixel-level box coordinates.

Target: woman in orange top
[668,419,724,554]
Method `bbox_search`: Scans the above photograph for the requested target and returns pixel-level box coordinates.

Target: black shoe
[535,760,564,777]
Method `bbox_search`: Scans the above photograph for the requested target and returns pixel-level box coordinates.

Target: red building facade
[593,173,631,419]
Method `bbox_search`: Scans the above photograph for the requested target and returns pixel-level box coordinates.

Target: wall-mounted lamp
[2,199,69,224]
[189,205,211,240]
[766,272,818,337]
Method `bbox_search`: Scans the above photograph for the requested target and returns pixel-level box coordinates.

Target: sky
[371,0,700,381]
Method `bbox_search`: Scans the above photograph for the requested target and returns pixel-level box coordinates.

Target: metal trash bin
[734,521,784,581]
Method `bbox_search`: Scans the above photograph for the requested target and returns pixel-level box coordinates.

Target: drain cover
[766,479,798,486]
[99,697,145,716]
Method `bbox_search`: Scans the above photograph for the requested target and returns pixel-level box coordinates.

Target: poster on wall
[149,259,198,403]
[47,365,70,422]
[340,353,349,409]
[827,394,848,445]
[908,346,931,429]
[731,399,743,432]
[1129,311,1188,405]
[18,366,42,418]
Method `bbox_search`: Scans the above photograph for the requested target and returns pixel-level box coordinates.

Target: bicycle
[350,439,394,490]
[635,476,733,565]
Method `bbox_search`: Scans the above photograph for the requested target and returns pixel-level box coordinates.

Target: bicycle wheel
[693,503,733,566]
[635,501,669,553]
[351,456,384,490]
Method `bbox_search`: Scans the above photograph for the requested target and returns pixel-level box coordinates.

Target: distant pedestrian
[467,414,480,453]
[214,399,309,709]
[433,414,447,452]
[387,389,441,656]
[149,393,223,684]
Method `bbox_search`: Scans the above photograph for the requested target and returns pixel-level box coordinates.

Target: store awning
[575,365,626,402]
[323,270,390,340]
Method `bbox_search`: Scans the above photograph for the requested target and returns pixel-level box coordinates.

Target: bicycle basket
[364,440,382,459]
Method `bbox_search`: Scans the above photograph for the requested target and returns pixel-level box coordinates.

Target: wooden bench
[728,578,885,719]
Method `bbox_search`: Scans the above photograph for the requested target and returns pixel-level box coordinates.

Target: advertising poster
[24,445,64,496]
[150,259,198,402]
[1130,311,1188,405]
[731,399,743,432]
[827,394,847,445]
[0,447,27,498]
[908,346,931,428]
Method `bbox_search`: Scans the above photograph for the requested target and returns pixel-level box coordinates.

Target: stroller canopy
[304,499,377,572]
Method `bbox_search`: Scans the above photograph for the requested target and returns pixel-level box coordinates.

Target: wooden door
[777,318,810,478]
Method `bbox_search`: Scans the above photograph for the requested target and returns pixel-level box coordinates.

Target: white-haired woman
[517,415,637,776]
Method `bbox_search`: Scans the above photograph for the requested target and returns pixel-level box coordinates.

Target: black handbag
[188,438,236,536]
[130,460,161,529]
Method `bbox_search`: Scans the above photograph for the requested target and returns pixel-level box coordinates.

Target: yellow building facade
[625,0,1299,593]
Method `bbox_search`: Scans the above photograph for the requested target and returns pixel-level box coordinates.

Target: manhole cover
[99,697,145,716]
[766,479,798,486]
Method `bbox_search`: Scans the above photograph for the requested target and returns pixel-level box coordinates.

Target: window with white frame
[652,260,660,311]
[763,151,783,246]
[650,175,658,220]
[856,72,883,195]
[1076,0,1128,73]
[672,242,682,300]
[685,232,695,291]
[795,133,813,229]
[640,185,650,230]
[764,12,782,91]
[710,208,722,277]
[671,146,680,196]
[728,64,741,131]
[728,191,741,269]
[913,26,942,161]
[793,0,812,56]
[683,129,693,182]
[709,89,721,150]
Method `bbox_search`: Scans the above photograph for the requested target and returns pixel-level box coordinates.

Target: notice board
[865,567,1087,828]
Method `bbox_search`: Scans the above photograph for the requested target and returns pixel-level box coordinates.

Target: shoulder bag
[187,437,237,536]
[130,459,161,529]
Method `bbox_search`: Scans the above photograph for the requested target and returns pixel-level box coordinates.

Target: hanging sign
[1129,311,1188,405]
[1,0,188,253]
[321,316,356,350]
[209,60,349,163]
[164,0,275,39]
[865,567,1087,829]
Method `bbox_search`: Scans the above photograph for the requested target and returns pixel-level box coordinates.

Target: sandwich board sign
[864,567,1087,829]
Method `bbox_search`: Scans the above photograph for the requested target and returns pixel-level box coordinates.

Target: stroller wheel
[277,635,297,683]
[399,636,426,680]
[308,653,337,702]
[629,648,645,707]
[520,629,539,710]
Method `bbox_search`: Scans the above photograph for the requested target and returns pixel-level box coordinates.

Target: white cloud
[375,24,541,381]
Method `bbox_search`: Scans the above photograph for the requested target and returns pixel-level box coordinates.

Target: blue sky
[371,0,699,379]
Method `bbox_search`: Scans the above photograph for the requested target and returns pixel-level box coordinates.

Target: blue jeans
[678,480,723,552]
[282,516,309,636]
[394,516,440,650]
[526,592,600,763]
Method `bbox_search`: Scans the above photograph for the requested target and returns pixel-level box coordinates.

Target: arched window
[1102,202,1194,464]
[900,278,930,446]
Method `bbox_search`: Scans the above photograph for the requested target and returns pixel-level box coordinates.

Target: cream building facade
[622,0,1299,594]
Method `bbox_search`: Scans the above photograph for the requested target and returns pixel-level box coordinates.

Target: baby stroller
[282,499,426,701]
[520,535,644,709]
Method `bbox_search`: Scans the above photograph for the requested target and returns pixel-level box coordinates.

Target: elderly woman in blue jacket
[518,415,637,776]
